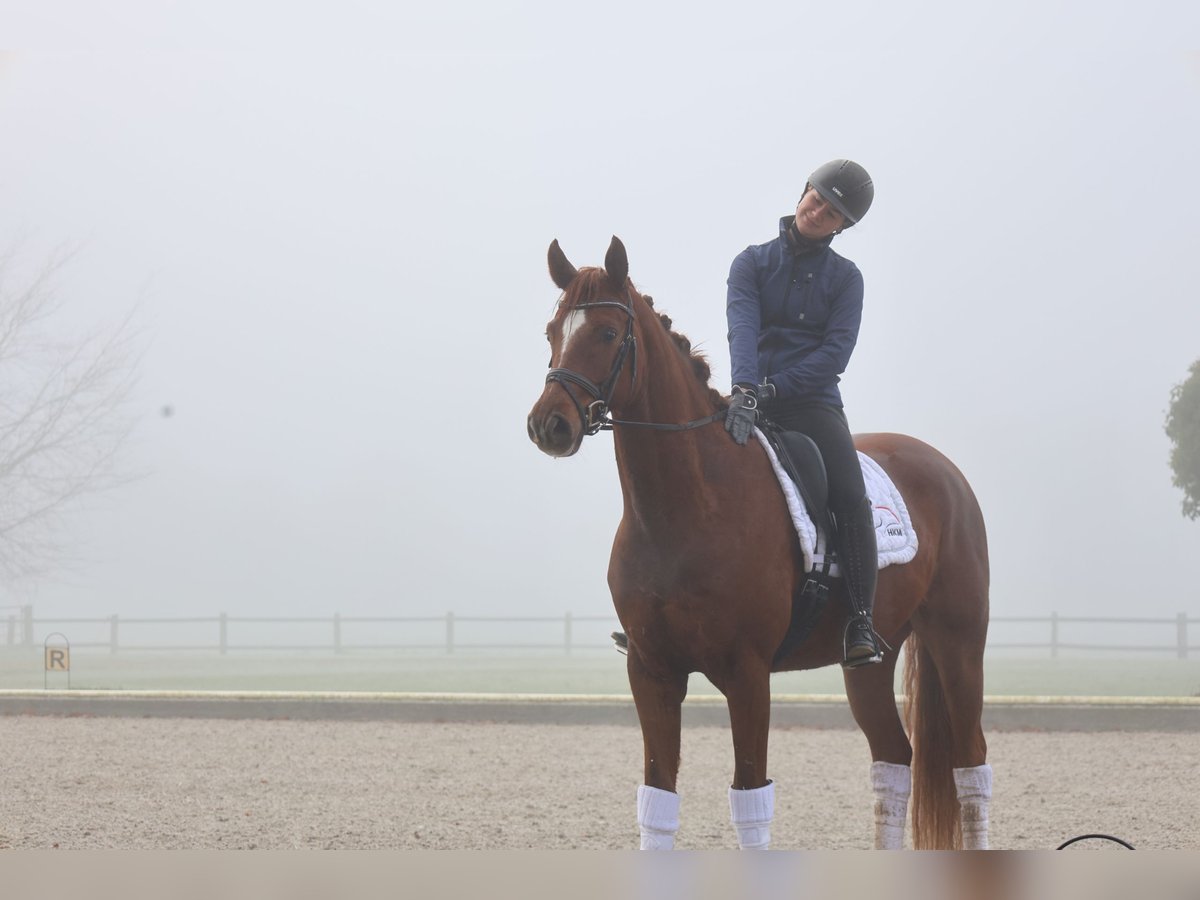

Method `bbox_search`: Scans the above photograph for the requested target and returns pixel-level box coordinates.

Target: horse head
[528,236,639,457]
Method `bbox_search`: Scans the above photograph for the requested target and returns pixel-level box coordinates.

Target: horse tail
[903,631,961,850]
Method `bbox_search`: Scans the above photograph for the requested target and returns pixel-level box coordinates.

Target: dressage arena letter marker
[43,632,71,689]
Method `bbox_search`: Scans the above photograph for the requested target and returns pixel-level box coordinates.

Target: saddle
[757,420,833,539]
[757,419,836,665]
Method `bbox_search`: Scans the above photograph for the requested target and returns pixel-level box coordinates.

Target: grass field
[4,647,1200,697]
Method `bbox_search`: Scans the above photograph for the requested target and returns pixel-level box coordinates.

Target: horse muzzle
[527,399,583,458]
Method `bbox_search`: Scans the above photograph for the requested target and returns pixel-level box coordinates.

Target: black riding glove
[724,384,759,445]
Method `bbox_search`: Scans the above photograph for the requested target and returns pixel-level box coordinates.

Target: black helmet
[807,159,874,226]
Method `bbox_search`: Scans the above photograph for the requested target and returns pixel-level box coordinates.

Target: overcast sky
[1,1,1198,631]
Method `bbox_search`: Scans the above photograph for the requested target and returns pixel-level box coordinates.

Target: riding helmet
[807,159,874,226]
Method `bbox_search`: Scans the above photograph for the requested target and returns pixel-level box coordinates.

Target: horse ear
[548,239,578,291]
[604,235,628,290]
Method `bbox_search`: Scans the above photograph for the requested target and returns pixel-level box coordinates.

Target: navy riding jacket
[726,216,865,408]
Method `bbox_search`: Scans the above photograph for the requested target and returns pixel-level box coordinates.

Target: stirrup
[611,631,629,655]
[842,616,883,669]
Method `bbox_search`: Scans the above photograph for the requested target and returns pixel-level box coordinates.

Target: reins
[603,410,725,432]
[545,289,724,436]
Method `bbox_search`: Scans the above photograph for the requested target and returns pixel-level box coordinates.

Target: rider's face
[794,187,847,239]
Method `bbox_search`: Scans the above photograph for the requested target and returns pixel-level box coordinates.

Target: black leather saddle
[757,418,837,664]
[757,419,834,539]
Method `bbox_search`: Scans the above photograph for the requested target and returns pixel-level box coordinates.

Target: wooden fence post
[1178,613,1188,660]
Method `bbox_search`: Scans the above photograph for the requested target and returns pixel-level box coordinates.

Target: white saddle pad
[754,427,919,575]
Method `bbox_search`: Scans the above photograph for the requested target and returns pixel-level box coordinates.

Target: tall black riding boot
[836,496,883,668]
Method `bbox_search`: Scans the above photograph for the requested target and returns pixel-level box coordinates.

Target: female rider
[723,159,881,668]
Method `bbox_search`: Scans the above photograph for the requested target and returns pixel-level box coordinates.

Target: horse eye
[602,327,618,343]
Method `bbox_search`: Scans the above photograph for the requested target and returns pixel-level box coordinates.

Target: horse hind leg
[929,633,992,849]
[908,600,990,849]
[843,635,914,849]
[953,761,993,850]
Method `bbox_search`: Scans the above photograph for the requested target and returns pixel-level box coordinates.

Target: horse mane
[639,292,728,411]
[563,267,727,411]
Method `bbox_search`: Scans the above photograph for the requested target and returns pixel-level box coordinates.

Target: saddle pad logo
[875,505,905,538]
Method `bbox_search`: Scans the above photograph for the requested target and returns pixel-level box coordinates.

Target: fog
[2,1,1198,628]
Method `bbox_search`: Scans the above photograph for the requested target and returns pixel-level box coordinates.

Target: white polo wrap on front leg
[637,784,681,850]
[728,780,775,850]
[953,764,993,850]
[870,761,912,850]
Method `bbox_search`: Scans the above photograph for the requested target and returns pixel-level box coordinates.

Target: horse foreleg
[720,661,774,850]
[628,650,687,850]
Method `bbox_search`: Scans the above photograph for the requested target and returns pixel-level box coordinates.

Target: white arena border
[0,690,1197,731]
[2,689,1199,705]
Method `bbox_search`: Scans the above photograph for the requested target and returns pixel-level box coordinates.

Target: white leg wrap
[953,764,993,850]
[728,781,774,850]
[870,761,912,850]
[637,784,680,850]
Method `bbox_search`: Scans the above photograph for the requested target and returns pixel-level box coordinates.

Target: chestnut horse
[526,237,990,850]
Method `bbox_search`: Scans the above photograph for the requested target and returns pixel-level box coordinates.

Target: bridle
[546,293,637,436]
[545,290,724,436]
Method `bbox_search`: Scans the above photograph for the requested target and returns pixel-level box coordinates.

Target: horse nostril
[549,413,570,441]
[529,410,576,455]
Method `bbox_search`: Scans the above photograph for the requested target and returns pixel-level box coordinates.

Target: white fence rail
[3,607,1197,658]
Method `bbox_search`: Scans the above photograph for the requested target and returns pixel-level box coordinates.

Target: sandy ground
[0,717,1194,850]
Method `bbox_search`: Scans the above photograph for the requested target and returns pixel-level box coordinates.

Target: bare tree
[0,243,140,582]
